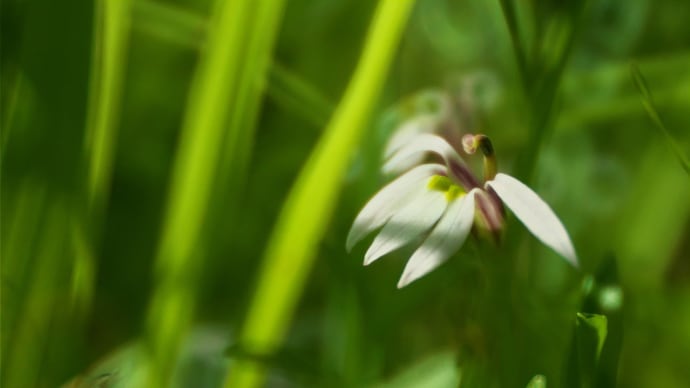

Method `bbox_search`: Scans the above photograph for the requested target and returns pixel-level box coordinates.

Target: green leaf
[375,352,460,388]
[526,374,547,388]
[563,312,608,388]
[576,313,608,365]
[581,255,623,388]
[62,326,231,388]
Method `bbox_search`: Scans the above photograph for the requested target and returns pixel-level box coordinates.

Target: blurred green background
[2,0,689,387]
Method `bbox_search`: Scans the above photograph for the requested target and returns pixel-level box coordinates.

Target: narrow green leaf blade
[564,312,608,388]
[631,63,690,175]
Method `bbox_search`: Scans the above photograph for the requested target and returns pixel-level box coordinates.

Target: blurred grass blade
[140,0,286,385]
[580,255,623,388]
[132,0,207,48]
[3,194,73,387]
[224,343,343,386]
[564,313,608,388]
[224,1,415,387]
[70,0,132,318]
[63,326,231,387]
[374,352,460,388]
[526,375,547,388]
[502,1,588,183]
[1,183,46,367]
[130,0,333,130]
[1,71,27,156]
[214,0,289,210]
[85,0,130,214]
[498,0,529,84]
[631,63,690,175]
[69,221,96,317]
[3,0,94,384]
[266,63,334,128]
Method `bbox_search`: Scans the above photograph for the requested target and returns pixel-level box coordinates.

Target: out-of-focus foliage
[2,0,689,387]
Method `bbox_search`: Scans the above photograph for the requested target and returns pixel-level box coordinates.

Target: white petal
[382,154,427,176]
[385,114,439,157]
[364,186,447,265]
[487,173,578,267]
[382,134,464,175]
[397,189,478,288]
[346,164,444,251]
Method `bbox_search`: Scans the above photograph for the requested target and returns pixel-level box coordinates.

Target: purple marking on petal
[475,189,505,242]
[449,159,480,190]
[486,185,505,216]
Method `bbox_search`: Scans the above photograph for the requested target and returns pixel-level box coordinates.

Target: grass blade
[140,0,287,385]
[130,0,333,131]
[224,1,416,387]
[498,0,529,85]
[631,63,690,175]
[266,63,334,129]
[69,0,132,318]
[85,0,130,215]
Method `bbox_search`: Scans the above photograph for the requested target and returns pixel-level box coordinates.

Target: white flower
[382,91,453,174]
[347,133,578,288]
[382,73,502,176]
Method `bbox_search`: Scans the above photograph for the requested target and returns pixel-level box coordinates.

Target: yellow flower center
[427,175,465,202]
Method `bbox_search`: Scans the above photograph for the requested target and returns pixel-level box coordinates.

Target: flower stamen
[462,134,497,181]
[445,185,465,202]
[427,175,465,202]
[427,175,454,192]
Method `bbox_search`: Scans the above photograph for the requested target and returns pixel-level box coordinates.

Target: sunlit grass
[1,0,689,387]
[139,0,287,385]
[225,1,415,386]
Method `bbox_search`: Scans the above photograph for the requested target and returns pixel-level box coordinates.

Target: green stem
[223,1,415,387]
[85,0,130,215]
[140,0,286,385]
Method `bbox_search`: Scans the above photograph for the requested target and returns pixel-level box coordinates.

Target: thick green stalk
[140,0,286,384]
[224,1,416,387]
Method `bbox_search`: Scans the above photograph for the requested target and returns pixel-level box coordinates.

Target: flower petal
[397,189,477,288]
[383,134,463,174]
[383,115,441,174]
[346,164,444,251]
[364,185,447,265]
[383,134,480,190]
[487,173,578,267]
